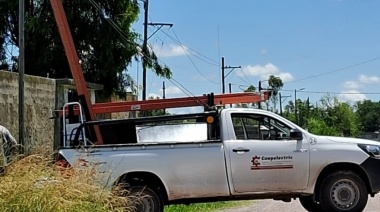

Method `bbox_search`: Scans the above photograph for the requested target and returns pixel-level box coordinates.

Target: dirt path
[218,195,380,212]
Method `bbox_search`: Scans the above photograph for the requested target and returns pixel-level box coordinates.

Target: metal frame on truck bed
[49,0,272,146]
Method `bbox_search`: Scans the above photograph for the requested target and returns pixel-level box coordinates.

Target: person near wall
[0,125,19,170]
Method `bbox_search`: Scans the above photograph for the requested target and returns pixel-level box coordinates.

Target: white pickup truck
[57,104,380,212]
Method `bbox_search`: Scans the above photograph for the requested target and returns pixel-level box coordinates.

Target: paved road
[218,195,380,212]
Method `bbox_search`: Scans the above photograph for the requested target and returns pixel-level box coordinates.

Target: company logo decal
[251,155,293,170]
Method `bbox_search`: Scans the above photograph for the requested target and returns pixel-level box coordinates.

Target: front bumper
[360,157,380,193]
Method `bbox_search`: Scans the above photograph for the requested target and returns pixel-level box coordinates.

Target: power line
[281,89,380,95]
[158,28,219,66]
[301,91,380,95]
[88,0,142,51]
[287,56,380,84]
[148,26,219,84]
[240,70,252,85]
[172,29,220,66]
[169,77,207,107]
[168,30,219,85]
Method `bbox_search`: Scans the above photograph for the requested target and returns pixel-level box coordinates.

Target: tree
[0,1,8,70]
[307,117,339,136]
[244,85,256,92]
[282,94,360,137]
[237,85,257,108]
[267,75,283,112]
[0,0,171,98]
[355,100,380,132]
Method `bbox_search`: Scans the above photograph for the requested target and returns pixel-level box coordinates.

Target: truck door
[225,112,310,193]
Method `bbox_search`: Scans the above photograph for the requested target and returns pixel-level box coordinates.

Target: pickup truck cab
[58,105,380,212]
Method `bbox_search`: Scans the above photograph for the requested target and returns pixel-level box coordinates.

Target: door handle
[294,149,308,153]
[233,147,250,153]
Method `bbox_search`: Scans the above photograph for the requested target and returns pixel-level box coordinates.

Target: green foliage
[267,75,283,112]
[355,100,380,132]
[0,0,171,98]
[268,75,283,96]
[244,85,256,92]
[283,94,361,137]
[0,1,8,70]
[307,118,339,136]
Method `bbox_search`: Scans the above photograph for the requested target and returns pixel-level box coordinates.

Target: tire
[319,170,368,212]
[128,186,164,212]
[299,195,323,212]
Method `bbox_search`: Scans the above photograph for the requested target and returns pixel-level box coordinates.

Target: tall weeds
[0,153,133,212]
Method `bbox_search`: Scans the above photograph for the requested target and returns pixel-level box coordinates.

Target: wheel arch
[114,171,169,203]
[313,162,371,200]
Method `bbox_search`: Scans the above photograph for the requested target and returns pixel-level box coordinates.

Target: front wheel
[128,186,164,212]
[299,195,323,212]
[319,170,368,212]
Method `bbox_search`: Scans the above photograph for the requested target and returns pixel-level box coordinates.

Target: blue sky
[129,0,380,113]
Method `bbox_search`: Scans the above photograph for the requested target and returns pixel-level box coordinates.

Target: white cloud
[151,44,188,58]
[276,72,294,83]
[148,93,161,99]
[260,49,267,55]
[338,90,367,102]
[239,63,294,83]
[343,80,360,90]
[342,74,380,92]
[358,75,380,84]
[162,86,183,95]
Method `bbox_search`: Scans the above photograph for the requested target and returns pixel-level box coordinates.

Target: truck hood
[319,135,380,146]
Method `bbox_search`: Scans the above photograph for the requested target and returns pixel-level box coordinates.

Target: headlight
[358,144,380,158]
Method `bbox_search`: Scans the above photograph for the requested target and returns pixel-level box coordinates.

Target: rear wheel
[319,170,368,212]
[299,195,323,212]
[128,186,164,212]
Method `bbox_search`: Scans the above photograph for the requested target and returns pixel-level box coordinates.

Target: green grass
[164,200,252,212]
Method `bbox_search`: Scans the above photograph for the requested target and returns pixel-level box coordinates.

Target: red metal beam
[57,91,271,116]
[50,0,103,144]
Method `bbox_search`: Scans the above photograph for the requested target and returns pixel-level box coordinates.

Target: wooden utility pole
[18,0,25,153]
[142,0,172,101]
[142,0,149,101]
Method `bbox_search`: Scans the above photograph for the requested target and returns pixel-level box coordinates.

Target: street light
[295,88,305,125]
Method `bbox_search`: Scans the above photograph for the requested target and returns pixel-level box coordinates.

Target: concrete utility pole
[294,88,305,125]
[279,93,291,116]
[142,0,173,101]
[18,0,25,153]
[229,83,232,107]
[162,81,166,114]
[221,57,241,94]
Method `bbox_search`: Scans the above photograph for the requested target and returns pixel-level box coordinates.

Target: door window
[231,114,291,140]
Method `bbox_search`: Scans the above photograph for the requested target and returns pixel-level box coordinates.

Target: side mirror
[290,128,303,140]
